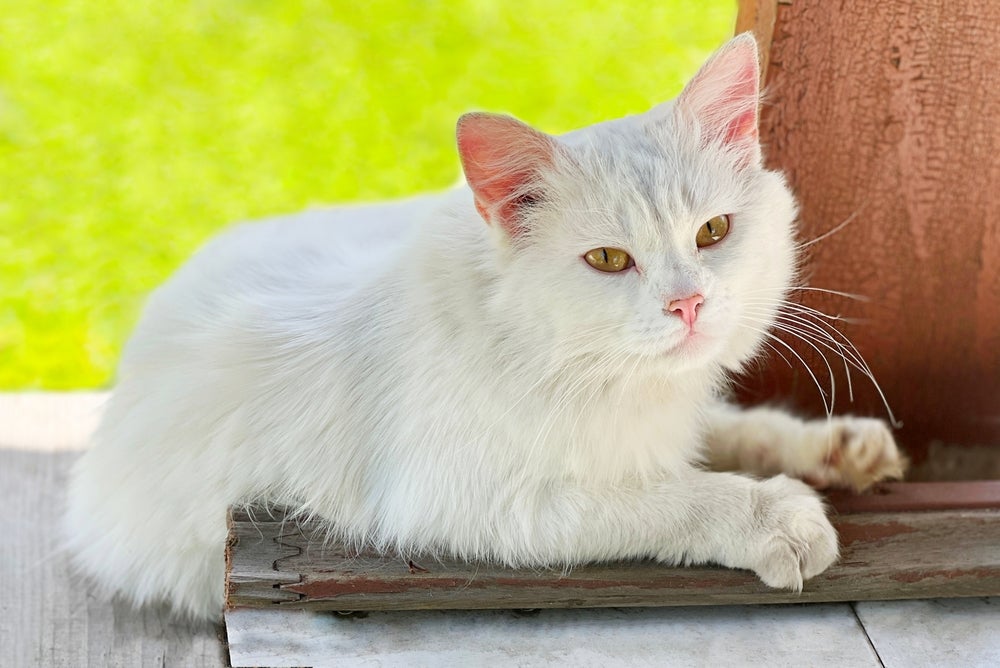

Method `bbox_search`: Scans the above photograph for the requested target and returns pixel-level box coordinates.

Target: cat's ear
[456,112,556,236]
[676,32,761,165]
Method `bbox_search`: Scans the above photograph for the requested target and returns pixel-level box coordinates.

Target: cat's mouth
[674,330,706,350]
[656,329,709,358]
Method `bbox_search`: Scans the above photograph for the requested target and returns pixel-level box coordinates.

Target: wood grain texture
[737,0,1000,470]
[826,480,1000,513]
[0,448,225,668]
[735,0,780,81]
[226,505,1000,612]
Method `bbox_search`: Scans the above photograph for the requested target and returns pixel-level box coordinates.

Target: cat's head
[457,34,797,376]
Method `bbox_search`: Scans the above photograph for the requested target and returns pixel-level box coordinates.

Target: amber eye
[696,214,731,248]
[584,247,634,273]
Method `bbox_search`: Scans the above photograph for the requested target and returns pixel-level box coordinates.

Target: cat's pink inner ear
[678,33,761,155]
[456,112,555,235]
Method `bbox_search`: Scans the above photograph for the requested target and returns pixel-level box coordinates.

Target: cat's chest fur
[378,333,710,484]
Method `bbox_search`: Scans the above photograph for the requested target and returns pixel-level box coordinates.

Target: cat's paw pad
[750,475,838,590]
[806,418,907,491]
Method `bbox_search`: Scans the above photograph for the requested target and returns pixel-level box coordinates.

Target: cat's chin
[642,331,722,370]
[668,332,713,357]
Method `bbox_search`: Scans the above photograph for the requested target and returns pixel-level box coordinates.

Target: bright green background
[1,1,735,389]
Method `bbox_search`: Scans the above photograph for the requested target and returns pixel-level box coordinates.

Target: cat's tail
[62,386,232,622]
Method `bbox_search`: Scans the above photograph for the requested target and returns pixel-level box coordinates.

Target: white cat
[64,34,904,621]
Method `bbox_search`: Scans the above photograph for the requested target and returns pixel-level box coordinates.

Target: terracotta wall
[736,0,1000,475]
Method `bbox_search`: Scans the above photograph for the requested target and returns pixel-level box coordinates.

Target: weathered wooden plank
[827,481,1000,513]
[225,505,1000,612]
[0,437,225,668]
[225,508,302,605]
[736,0,1000,462]
[735,0,779,82]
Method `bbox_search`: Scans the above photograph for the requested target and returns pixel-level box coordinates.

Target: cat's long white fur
[65,35,851,620]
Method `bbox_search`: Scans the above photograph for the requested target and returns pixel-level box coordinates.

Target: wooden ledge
[226,483,1000,612]
[827,480,1000,513]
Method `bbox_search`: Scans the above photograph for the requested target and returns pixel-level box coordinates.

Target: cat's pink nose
[666,294,704,328]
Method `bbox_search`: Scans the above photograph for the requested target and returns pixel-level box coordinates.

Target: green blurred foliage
[0,0,735,388]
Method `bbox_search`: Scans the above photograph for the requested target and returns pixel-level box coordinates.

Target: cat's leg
[470,470,838,590]
[702,403,907,491]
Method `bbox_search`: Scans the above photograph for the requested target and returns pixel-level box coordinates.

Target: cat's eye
[696,214,731,248]
[584,247,634,273]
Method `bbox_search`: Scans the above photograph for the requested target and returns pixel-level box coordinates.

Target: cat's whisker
[743,311,863,395]
[746,301,881,393]
[514,350,608,447]
[609,348,648,433]
[741,286,869,302]
[797,201,867,249]
[753,312,857,402]
[485,323,620,389]
[578,345,649,440]
[557,361,623,453]
[740,315,837,416]
[559,344,638,439]
[783,307,877,368]
[786,286,870,302]
[528,347,633,458]
[738,321,833,417]
[741,300,899,426]
[746,297,858,343]
[771,312,870,375]
[459,325,633,457]
[758,337,794,368]
[743,296,867,327]
[745,306,880,405]
[743,305,862,371]
[742,296,844,319]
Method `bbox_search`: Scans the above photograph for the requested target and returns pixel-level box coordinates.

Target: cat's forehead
[555,112,736,243]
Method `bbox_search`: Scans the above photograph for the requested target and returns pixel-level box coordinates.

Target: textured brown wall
[736,0,1000,471]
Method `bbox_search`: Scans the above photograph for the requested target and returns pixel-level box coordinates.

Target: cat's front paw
[804,417,907,491]
[749,475,838,590]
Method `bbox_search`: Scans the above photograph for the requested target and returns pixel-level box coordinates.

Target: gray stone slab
[226,605,881,668]
[855,598,1000,668]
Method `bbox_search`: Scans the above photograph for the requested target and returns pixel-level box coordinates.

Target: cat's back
[187,193,442,290]
[153,194,441,316]
[120,192,449,377]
